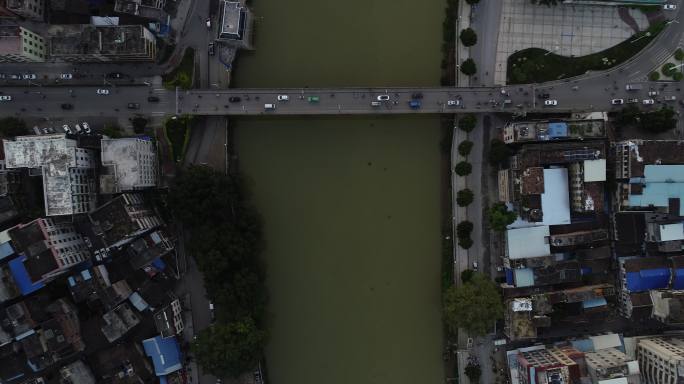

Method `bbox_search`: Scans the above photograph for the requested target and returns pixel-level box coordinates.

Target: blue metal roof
[143,336,182,376]
[629,165,684,215]
[547,122,568,138]
[626,268,671,292]
[505,269,514,285]
[8,256,44,296]
[674,269,684,290]
[151,258,166,271]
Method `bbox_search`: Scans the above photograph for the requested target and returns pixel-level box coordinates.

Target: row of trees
[169,166,268,378]
[444,272,504,336]
[615,105,677,134]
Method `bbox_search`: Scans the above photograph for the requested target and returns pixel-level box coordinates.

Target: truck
[625,84,642,91]
[409,100,421,109]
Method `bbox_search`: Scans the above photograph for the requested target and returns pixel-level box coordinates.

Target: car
[447,100,460,106]
[264,103,276,110]
[127,102,140,110]
[228,96,241,103]
[544,99,558,106]
[9,74,20,80]
[377,94,390,101]
[277,95,289,101]
[62,125,72,134]
[60,73,73,80]
[411,92,423,99]
[643,99,655,105]
[206,18,211,29]
[627,98,639,104]
[208,43,215,56]
[307,96,319,103]
[82,122,90,134]
[147,96,160,102]
[74,124,82,133]
[409,100,421,109]
[664,4,677,10]
[648,90,659,96]
[42,127,50,134]
[539,93,550,99]
[22,74,36,80]
[370,101,381,107]
[611,99,624,105]
[61,103,73,110]
[209,302,215,321]
[106,72,124,79]
[472,261,478,270]
[96,89,110,95]
[0,96,11,101]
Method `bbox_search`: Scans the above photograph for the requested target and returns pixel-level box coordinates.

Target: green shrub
[649,71,661,81]
[458,140,474,156]
[455,161,472,176]
[457,189,474,207]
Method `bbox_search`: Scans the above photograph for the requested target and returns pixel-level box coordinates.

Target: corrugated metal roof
[547,122,568,138]
[626,268,670,292]
[506,226,550,260]
[514,268,535,287]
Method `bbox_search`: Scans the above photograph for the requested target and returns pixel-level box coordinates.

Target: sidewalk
[455,0,472,87]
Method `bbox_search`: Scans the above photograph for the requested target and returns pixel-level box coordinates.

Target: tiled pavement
[494,0,649,84]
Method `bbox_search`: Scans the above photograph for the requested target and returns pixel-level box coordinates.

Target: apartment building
[0,26,45,62]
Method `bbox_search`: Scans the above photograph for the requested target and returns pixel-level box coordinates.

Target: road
[3,79,684,119]
[469,1,503,87]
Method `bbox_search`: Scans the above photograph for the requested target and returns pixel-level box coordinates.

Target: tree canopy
[191,317,267,378]
[458,114,477,132]
[444,273,504,335]
[457,189,474,207]
[460,28,477,47]
[616,105,677,133]
[465,362,482,383]
[458,140,473,156]
[489,203,517,231]
[454,161,472,176]
[488,139,512,166]
[0,117,28,138]
[460,58,477,76]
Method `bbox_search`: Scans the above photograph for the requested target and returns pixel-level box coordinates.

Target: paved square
[494,0,649,84]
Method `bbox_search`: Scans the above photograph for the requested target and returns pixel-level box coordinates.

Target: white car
[96,89,110,95]
[74,124,82,133]
[447,100,460,106]
[0,95,12,101]
[22,74,36,80]
[60,73,73,79]
[611,99,624,105]
[643,99,655,105]
[62,125,72,134]
[664,4,677,10]
[82,122,91,134]
[648,90,659,96]
[377,94,390,101]
[277,95,289,101]
[544,99,558,106]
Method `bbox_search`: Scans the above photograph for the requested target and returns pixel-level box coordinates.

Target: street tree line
[169,166,268,378]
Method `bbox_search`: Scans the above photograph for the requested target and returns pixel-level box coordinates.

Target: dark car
[208,43,215,56]
[61,103,73,110]
[127,103,140,109]
[147,96,160,102]
[411,92,423,99]
[106,72,124,79]
[229,96,241,103]
[539,93,550,99]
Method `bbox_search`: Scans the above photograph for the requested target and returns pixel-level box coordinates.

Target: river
[232,0,445,383]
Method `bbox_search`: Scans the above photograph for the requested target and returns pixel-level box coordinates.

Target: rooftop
[0,26,22,54]
[89,194,152,246]
[101,303,140,342]
[113,0,166,19]
[506,226,551,260]
[48,24,154,58]
[142,335,182,376]
[628,164,684,216]
[100,138,156,193]
[218,1,247,40]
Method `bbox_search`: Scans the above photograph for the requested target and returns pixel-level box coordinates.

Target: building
[59,360,97,384]
[634,335,684,384]
[101,303,140,343]
[217,0,252,47]
[8,218,89,288]
[502,118,606,144]
[152,296,183,337]
[517,345,584,384]
[650,290,684,325]
[100,137,157,194]
[0,0,44,20]
[48,24,157,62]
[113,0,166,19]
[89,193,163,249]
[3,134,96,216]
[0,26,46,63]
[92,342,155,383]
[618,257,671,318]
[505,226,551,261]
[585,347,641,384]
[142,336,182,378]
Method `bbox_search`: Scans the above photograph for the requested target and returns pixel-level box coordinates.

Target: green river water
[232,0,445,383]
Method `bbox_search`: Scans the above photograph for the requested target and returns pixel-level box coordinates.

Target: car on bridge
[611,99,624,105]
[127,103,140,109]
[664,4,676,10]
[0,96,11,101]
[22,74,36,80]
[60,74,73,80]
[377,95,390,101]
[61,103,73,110]
[411,92,423,99]
[229,96,241,103]
[409,100,421,109]
[96,89,110,95]
[447,100,461,107]
[643,99,655,105]
[107,72,124,79]
[277,95,289,101]
[627,98,639,104]
[307,96,319,103]
[544,100,557,106]
[148,96,160,102]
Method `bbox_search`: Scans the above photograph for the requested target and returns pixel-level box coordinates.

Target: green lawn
[162,47,195,89]
[165,116,192,162]
[508,21,666,84]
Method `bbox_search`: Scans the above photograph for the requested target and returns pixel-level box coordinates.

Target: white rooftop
[540,168,571,226]
[512,298,533,312]
[590,333,622,351]
[660,223,684,242]
[598,378,628,384]
[101,138,157,192]
[506,226,550,260]
[584,159,607,182]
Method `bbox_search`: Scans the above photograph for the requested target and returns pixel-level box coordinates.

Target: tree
[465,0,480,4]
[676,48,684,61]
[458,140,474,156]
[460,269,475,284]
[458,236,473,249]
[465,362,482,383]
[192,317,267,378]
[443,273,504,335]
[458,114,477,132]
[457,189,474,207]
[649,71,661,81]
[460,58,477,76]
[457,221,473,238]
[131,116,148,134]
[454,161,472,176]
[617,105,677,133]
[102,123,123,138]
[675,72,684,81]
[459,28,477,47]
[663,62,677,77]
[488,139,512,166]
[0,117,28,138]
[488,203,517,231]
